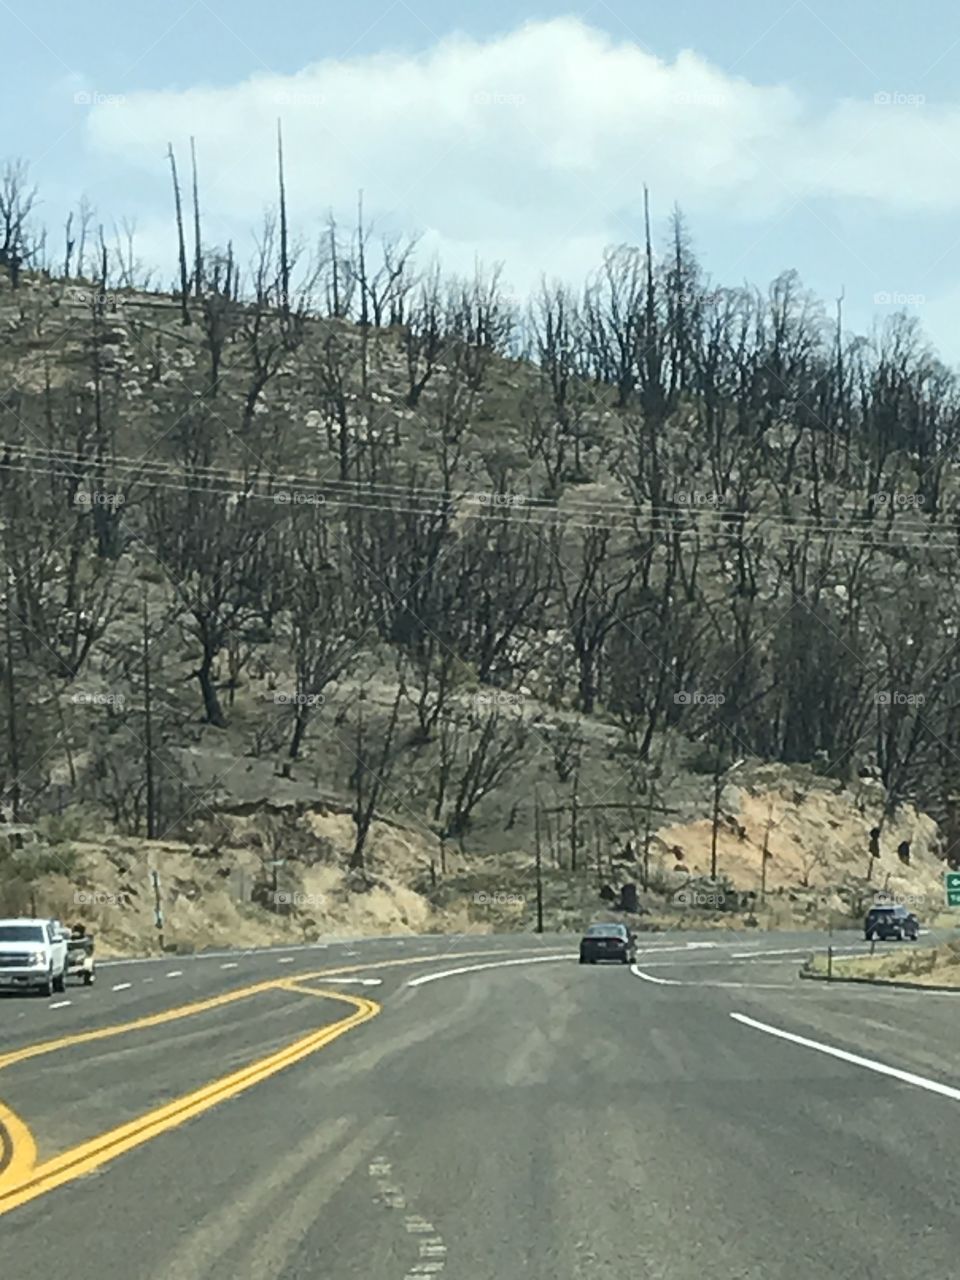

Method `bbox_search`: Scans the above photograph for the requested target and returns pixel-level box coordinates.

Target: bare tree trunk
[277,119,290,321]
[167,143,190,325]
[63,210,74,278]
[351,686,403,871]
[190,135,203,298]
[198,648,227,728]
[328,214,340,316]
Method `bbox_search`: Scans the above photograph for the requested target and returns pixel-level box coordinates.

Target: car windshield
[0,925,45,942]
[586,925,623,936]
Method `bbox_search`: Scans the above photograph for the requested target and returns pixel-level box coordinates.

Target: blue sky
[6,0,960,354]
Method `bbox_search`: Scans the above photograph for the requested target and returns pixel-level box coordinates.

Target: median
[802,938,960,989]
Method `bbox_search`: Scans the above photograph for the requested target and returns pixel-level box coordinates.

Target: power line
[0,444,956,553]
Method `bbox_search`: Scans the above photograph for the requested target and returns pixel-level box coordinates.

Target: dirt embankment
[11,772,953,956]
[20,808,482,958]
[655,775,942,908]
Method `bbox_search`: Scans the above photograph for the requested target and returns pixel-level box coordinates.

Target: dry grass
[808,936,960,986]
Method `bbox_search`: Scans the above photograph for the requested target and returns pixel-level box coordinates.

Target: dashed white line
[404,1216,435,1234]
[419,1239,447,1257]
[220,962,238,970]
[731,1011,960,1104]
[166,970,183,978]
[112,982,132,992]
[49,1000,71,1009]
[277,957,295,964]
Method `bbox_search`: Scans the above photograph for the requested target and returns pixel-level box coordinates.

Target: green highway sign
[945,872,960,907]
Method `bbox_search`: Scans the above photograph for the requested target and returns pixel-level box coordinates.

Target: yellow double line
[0,982,378,1217]
[0,945,557,1216]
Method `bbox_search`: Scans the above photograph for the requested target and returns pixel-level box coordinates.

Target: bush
[35,812,86,845]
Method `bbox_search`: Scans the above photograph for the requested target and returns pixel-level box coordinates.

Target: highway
[3,928,960,1278]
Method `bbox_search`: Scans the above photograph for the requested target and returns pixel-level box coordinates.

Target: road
[4,927,960,1278]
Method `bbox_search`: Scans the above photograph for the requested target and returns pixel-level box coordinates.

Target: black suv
[864,904,919,942]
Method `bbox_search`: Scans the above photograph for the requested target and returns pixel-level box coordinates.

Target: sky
[6,0,960,355]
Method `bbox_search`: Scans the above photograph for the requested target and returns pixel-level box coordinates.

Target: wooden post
[534,787,544,934]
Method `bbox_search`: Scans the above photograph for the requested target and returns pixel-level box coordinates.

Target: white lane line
[632,966,682,986]
[166,970,183,978]
[407,954,576,986]
[277,957,295,964]
[49,1000,71,1009]
[326,977,383,986]
[731,1012,960,1103]
[729,946,863,960]
[631,965,790,990]
[112,982,132,992]
[635,941,759,958]
[220,962,238,970]
[142,978,154,984]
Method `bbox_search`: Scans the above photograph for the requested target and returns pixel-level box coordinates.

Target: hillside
[3,174,960,949]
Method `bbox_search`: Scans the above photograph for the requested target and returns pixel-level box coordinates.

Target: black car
[864,904,919,942]
[579,922,635,965]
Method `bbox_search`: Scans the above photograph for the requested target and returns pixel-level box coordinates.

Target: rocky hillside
[3,159,960,947]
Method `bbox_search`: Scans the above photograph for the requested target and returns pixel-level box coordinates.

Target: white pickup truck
[0,917,69,995]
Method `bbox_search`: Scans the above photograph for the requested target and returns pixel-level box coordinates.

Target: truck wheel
[38,969,53,997]
[83,970,94,986]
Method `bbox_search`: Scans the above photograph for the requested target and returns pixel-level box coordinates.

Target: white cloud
[79,18,960,293]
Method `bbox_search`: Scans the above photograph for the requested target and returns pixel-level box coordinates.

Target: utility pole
[151,868,164,952]
[534,787,544,934]
[4,571,20,822]
[570,770,580,873]
[760,799,773,903]
[142,594,156,839]
[710,737,723,882]
[641,767,659,894]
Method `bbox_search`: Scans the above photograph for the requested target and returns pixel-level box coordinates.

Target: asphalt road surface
[4,927,960,1278]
